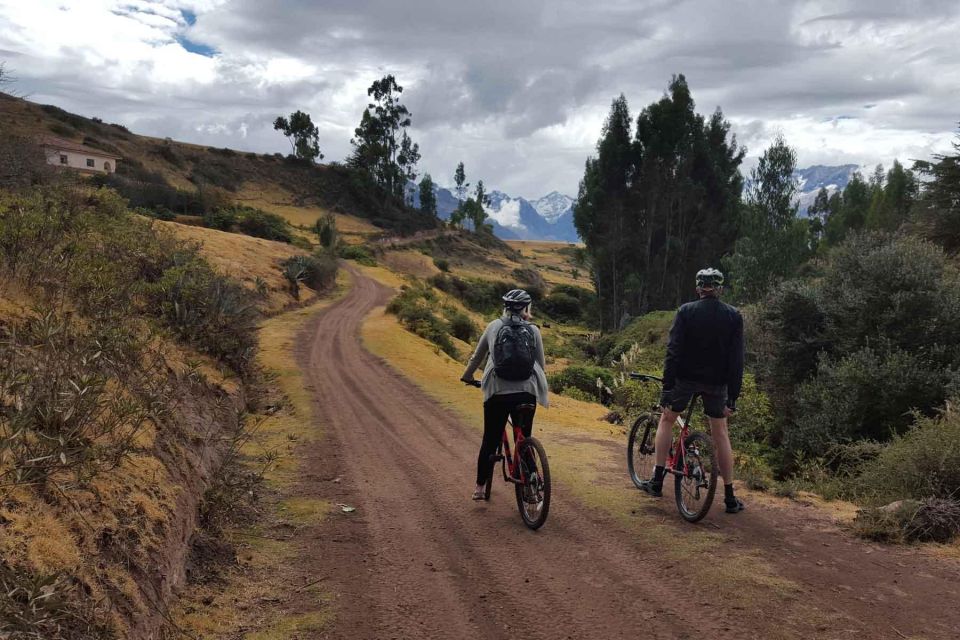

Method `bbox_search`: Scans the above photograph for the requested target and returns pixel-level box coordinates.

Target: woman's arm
[534,325,546,370]
[461,322,492,380]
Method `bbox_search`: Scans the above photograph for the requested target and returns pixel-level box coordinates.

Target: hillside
[0,92,437,235]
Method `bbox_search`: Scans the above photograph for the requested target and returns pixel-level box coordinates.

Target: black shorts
[666,380,728,419]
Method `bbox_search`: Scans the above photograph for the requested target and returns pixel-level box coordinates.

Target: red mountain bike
[466,381,551,530]
[626,373,718,522]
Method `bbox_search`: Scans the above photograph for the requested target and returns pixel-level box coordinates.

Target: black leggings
[476,392,537,485]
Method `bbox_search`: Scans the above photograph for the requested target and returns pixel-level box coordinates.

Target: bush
[788,346,947,459]
[338,244,377,266]
[511,267,546,300]
[433,257,450,272]
[445,310,477,343]
[539,291,580,321]
[755,232,960,466]
[854,499,960,543]
[280,252,338,299]
[430,274,514,313]
[854,406,960,504]
[203,207,238,231]
[146,255,259,374]
[234,206,293,243]
[386,284,457,358]
[549,364,614,399]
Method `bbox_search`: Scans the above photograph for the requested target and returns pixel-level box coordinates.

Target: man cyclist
[640,268,746,514]
[460,289,549,500]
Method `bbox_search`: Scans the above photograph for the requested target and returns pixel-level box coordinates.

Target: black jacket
[662,296,745,407]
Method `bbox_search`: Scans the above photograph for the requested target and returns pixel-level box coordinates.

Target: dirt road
[290,269,960,639]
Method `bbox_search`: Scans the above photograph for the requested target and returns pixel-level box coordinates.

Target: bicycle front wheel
[515,437,550,530]
[627,413,658,490]
[674,431,718,523]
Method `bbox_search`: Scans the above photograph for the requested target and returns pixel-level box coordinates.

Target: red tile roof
[39,135,122,159]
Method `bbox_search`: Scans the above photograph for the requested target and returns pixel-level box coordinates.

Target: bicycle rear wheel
[674,431,718,523]
[515,437,550,530]
[627,413,658,490]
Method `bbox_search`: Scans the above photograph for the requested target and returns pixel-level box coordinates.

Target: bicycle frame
[497,414,530,485]
[662,398,699,478]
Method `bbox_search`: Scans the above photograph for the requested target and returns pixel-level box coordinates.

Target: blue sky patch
[176,35,217,57]
[181,9,197,26]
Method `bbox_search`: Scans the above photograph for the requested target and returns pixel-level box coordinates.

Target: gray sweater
[461,314,550,408]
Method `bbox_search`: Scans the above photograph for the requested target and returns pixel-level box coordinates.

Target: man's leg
[707,417,743,513]
[641,408,679,497]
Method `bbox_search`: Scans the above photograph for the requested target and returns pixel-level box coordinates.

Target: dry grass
[237,183,380,244]
[156,219,315,314]
[506,240,591,288]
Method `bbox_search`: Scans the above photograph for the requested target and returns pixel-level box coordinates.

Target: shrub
[854,406,960,504]
[446,310,477,343]
[788,346,947,459]
[560,387,596,403]
[203,207,238,231]
[539,291,580,321]
[234,207,293,243]
[854,499,960,543]
[511,267,546,300]
[430,274,513,313]
[145,254,259,375]
[386,284,456,358]
[433,257,450,272]
[549,364,614,399]
[280,252,338,299]
[0,312,157,489]
[338,244,377,266]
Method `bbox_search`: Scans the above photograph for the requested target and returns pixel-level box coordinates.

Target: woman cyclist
[460,289,549,500]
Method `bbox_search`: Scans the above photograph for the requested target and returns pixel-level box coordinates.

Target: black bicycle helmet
[695,268,724,288]
[502,288,532,309]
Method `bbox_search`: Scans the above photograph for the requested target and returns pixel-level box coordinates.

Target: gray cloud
[1,0,958,197]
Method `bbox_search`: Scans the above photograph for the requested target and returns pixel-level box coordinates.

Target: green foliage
[429,274,516,313]
[549,365,614,399]
[596,310,674,366]
[232,206,293,242]
[338,244,377,266]
[203,206,238,231]
[754,232,960,465]
[854,499,960,544]
[445,310,477,343]
[0,560,115,640]
[539,291,580,321]
[314,213,338,249]
[724,136,810,302]
[146,255,258,374]
[349,75,419,200]
[274,110,323,162]
[855,407,960,504]
[386,284,457,358]
[419,173,437,217]
[913,129,960,253]
[0,312,159,490]
[574,78,744,325]
[432,257,450,272]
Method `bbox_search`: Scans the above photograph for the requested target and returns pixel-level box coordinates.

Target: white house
[40,135,121,174]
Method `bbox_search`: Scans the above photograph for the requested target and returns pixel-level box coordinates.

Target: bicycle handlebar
[629,372,663,383]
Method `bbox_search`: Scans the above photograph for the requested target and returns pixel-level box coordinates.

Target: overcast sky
[1,0,958,198]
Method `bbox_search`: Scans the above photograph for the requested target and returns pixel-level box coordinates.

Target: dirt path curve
[293,268,959,640]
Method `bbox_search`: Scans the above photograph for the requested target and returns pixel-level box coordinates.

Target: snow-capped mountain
[530,191,575,223]
[794,164,859,216]
[408,182,580,242]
